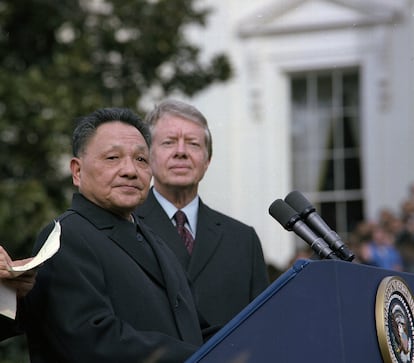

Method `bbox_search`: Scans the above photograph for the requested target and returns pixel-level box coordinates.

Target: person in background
[135,99,269,327]
[22,107,210,363]
[0,246,36,341]
[359,223,403,271]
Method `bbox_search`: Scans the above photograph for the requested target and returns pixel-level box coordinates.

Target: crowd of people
[285,185,414,274]
[348,184,414,273]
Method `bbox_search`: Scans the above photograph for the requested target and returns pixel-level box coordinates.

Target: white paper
[9,220,61,275]
[0,220,61,319]
[0,280,17,319]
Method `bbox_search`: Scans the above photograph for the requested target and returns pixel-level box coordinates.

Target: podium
[186,259,414,363]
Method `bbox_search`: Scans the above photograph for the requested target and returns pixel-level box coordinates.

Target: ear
[70,157,81,187]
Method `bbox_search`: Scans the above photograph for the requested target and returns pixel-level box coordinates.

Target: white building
[187,0,414,269]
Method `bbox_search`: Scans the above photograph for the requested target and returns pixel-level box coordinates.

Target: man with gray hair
[135,99,269,327]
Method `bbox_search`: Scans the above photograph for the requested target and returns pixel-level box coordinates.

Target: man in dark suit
[135,99,269,327]
[22,108,207,363]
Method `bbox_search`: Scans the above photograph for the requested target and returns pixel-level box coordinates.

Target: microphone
[268,199,340,260]
[284,191,355,262]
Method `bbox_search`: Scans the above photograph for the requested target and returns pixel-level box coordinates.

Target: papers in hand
[0,220,61,319]
[8,220,61,276]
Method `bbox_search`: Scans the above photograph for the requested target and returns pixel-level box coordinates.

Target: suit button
[174,296,180,308]
[136,233,144,242]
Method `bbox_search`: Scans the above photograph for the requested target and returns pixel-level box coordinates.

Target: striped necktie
[174,210,194,254]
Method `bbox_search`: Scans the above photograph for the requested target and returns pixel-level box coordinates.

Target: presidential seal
[376,276,414,363]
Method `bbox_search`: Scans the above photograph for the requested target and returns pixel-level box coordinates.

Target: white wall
[188,0,414,269]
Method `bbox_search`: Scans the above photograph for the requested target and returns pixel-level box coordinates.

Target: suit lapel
[137,220,203,344]
[108,221,165,287]
[187,201,222,281]
[138,222,181,297]
[135,191,224,281]
[71,193,165,287]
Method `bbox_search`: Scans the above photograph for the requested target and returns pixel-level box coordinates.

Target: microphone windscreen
[268,199,299,229]
[285,190,313,212]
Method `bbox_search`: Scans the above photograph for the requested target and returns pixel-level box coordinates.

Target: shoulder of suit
[200,202,255,231]
[134,188,157,216]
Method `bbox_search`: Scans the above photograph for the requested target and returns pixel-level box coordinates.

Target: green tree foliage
[0,0,231,360]
[0,0,231,258]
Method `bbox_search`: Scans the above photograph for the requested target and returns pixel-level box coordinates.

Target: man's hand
[0,246,36,297]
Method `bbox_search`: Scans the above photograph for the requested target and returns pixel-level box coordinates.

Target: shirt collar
[152,187,199,236]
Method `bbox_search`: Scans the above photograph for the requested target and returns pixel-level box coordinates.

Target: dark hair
[72,107,151,157]
[144,99,212,160]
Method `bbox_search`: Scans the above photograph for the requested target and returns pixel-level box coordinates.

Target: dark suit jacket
[135,188,269,326]
[22,193,204,363]
[0,315,20,341]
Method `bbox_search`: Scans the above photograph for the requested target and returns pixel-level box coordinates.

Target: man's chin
[166,176,194,186]
[116,194,146,209]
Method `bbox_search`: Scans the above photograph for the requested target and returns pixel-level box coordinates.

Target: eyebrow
[136,144,149,152]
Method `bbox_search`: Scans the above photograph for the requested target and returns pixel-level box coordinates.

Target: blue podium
[186,259,414,363]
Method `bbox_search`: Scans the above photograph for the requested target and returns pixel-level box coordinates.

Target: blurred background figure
[395,214,414,273]
[358,223,403,271]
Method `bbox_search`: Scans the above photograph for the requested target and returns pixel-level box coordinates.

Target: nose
[175,139,187,156]
[120,157,137,177]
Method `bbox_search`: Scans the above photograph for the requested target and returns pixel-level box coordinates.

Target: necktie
[174,210,194,254]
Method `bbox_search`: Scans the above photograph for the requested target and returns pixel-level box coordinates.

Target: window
[290,69,364,241]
